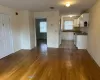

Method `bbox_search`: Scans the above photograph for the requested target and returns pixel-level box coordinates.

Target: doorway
[35,18,47,47]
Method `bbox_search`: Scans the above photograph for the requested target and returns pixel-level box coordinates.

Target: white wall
[0,4,36,59]
[19,11,35,49]
[0,5,21,52]
[29,12,35,49]
[34,11,60,48]
[88,0,100,66]
[0,5,35,57]
[20,11,31,49]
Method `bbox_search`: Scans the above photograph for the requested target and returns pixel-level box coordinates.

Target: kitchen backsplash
[73,27,80,31]
[73,27,88,33]
[80,27,88,33]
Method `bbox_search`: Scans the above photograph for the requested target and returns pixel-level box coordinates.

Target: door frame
[34,18,47,47]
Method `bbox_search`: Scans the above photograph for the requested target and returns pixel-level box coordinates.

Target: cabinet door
[80,19,84,27]
[74,19,79,27]
[0,14,13,58]
[0,14,5,58]
[80,13,89,27]
[76,35,87,49]
[3,14,14,56]
[77,18,80,27]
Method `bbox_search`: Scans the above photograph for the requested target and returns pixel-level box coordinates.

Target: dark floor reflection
[37,39,47,47]
[37,39,47,55]
[40,43,47,53]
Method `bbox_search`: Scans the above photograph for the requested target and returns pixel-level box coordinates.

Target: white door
[0,15,5,58]
[0,14,13,58]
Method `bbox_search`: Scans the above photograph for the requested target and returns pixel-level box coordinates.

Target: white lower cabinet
[76,35,87,49]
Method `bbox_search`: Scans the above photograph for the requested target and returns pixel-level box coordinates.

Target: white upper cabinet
[73,13,89,27]
[73,19,77,27]
[73,18,80,27]
[79,13,89,27]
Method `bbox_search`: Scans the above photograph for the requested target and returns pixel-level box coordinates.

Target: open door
[35,18,47,47]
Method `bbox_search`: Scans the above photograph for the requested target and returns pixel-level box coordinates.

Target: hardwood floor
[0,41,100,80]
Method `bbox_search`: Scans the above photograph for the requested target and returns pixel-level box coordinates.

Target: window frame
[39,21,47,33]
[63,21,73,30]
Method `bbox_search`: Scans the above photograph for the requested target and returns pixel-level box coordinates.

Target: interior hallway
[0,41,100,80]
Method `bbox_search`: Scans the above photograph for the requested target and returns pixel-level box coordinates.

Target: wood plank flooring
[0,41,100,80]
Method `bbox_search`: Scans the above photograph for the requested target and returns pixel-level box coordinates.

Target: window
[64,21,73,30]
[40,22,47,33]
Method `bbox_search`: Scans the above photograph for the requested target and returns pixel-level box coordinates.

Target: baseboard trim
[0,49,22,60]
[86,50,100,68]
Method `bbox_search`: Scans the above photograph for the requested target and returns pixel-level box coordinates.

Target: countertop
[63,30,81,32]
[75,32,88,35]
[62,30,88,35]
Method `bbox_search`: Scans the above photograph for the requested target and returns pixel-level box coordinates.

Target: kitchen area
[60,13,89,49]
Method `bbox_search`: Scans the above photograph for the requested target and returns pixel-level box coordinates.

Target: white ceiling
[0,0,96,15]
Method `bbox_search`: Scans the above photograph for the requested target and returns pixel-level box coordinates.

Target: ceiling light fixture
[69,15,72,17]
[66,3,71,7]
